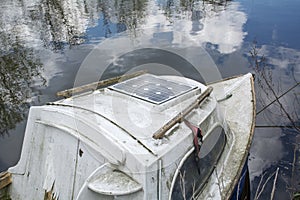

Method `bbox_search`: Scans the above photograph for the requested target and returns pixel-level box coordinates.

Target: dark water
[0,0,299,199]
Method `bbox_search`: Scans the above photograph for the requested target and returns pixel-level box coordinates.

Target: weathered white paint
[87,164,142,195]
[198,73,255,199]
[7,73,255,200]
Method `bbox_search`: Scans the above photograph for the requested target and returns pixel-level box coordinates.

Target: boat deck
[198,73,255,199]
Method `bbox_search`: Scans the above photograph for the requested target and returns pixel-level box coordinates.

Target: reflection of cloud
[0,0,103,101]
[249,128,284,179]
[144,1,247,54]
[196,3,247,54]
[260,45,300,70]
[1,0,247,54]
[39,50,65,86]
[249,44,300,127]
[0,40,45,135]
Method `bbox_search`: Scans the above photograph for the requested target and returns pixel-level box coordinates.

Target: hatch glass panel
[109,74,197,104]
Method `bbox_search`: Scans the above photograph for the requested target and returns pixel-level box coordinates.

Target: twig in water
[270,168,279,200]
[254,170,277,200]
[254,172,266,200]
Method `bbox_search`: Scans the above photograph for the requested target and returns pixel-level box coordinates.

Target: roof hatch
[109,74,197,104]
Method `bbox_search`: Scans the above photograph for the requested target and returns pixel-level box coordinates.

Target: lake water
[0,0,299,199]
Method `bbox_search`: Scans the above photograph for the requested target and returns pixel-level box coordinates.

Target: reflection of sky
[86,13,127,41]
[242,0,300,49]
[0,0,96,50]
[144,1,247,54]
[0,0,248,55]
[260,45,300,70]
[247,42,300,197]
[194,3,247,54]
[243,0,300,101]
[248,44,300,127]
[249,128,283,178]
[249,127,300,198]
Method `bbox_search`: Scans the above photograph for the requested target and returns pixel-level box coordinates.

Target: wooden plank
[56,70,147,98]
[0,171,12,190]
[152,86,213,139]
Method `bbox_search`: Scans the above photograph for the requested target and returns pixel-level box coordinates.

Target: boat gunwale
[207,73,256,199]
[225,73,256,199]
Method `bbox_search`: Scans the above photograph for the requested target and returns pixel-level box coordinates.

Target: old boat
[1,72,255,200]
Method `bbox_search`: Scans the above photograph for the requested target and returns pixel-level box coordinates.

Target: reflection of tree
[249,42,300,200]
[0,0,149,135]
[158,0,245,54]
[159,0,231,33]
[161,0,231,22]
[36,0,91,51]
[202,0,230,6]
[27,0,148,50]
[0,0,94,52]
[250,42,300,132]
[116,0,147,35]
[0,32,45,135]
[98,0,148,37]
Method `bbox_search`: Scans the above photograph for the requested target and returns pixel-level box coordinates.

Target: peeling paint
[44,183,57,200]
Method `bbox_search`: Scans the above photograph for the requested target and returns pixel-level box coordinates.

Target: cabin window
[170,126,226,199]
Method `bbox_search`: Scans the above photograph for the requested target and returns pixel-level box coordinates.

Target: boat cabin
[7,73,255,200]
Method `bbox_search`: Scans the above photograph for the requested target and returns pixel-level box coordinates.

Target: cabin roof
[47,75,216,163]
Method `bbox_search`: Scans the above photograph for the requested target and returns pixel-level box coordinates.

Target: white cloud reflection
[143,1,247,54]
[0,0,247,55]
[260,45,300,70]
